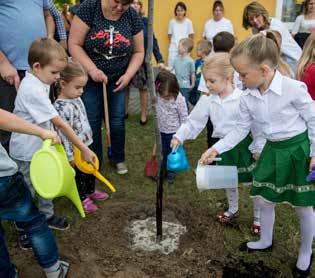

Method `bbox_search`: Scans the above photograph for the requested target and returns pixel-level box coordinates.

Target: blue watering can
[167,145,190,172]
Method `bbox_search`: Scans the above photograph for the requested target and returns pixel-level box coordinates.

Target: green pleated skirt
[251,131,315,206]
[217,135,255,183]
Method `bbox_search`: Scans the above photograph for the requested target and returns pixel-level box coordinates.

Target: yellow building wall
[142,0,276,62]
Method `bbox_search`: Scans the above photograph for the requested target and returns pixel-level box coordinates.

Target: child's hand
[200,147,218,165]
[252,153,260,161]
[170,138,181,149]
[81,147,96,166]
[309,156,315,171]
[40,130,61,144]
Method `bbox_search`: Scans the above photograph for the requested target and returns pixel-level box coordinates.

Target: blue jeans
[180,88,190,109]
[0,173,59,277]
[160,132,175,176]
[81,78,126,164]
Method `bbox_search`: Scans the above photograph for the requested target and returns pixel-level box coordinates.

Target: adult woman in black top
[69,0,144,175]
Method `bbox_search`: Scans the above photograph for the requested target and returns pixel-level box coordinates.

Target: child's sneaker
[17,232,32,250]
[216,210,240,223]
[167,171,176,184]
[45,260,69,278]
[88,189,109,201]
[82,197,98,213]
[47,215,70,231]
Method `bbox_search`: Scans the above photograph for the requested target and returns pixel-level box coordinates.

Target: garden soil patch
[10,200,279,278]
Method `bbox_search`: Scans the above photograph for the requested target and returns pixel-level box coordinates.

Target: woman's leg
[139,88,148,123]
[81,79,103,163]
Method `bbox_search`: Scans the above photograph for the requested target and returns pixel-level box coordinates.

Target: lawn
[5,114,313,277]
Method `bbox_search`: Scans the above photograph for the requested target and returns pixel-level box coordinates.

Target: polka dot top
[76,0,143,81]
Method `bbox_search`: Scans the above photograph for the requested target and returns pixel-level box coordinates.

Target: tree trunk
[145,0,163,240]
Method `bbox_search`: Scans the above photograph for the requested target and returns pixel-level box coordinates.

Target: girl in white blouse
[171,53,261,231]
[201,34,315,277]
[167,2,194,70]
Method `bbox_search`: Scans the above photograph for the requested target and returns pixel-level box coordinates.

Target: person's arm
[0,51,20,90]
[291,15,302,36]
[69,16,107,83]
[44,9,55,38]
[0,109,60,143]
[188,19,194,40]
[48,0,68,49]
[51,115,95,163]
[190,61,195,90]
[172,95,210,146]
[152,34,164,64]
[200,95,253,164]
[114,30,144,92]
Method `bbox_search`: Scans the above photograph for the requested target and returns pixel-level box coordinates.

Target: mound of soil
[10,200,279,277]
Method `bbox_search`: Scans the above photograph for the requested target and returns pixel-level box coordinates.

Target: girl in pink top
[155,70,188,183]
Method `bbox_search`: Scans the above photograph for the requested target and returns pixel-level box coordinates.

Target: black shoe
[17,232,32,251]
[239,241,273,252]
[124,113,129,119]
[47,215,70,231]
[167,171,176,184]
[293,253,313,278]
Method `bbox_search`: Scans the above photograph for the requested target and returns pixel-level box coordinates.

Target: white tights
[247,198,313,270]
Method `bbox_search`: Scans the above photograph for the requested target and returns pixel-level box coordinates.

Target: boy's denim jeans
[81,78,126,164]
[0,172,59,277]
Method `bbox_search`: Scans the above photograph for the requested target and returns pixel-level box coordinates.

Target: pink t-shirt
[156,93,188,134]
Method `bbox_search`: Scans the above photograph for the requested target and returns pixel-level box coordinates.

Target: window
[276,0,304,29]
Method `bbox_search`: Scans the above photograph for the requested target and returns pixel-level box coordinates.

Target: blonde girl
[202,34,315,277]
[264,30,294,78]
[297,34,315,100]
[171,53,259,229]
[54,60,109,213]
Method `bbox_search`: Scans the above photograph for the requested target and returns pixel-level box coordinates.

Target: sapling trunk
[145,0,164,240]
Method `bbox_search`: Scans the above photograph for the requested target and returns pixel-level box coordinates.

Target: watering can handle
[42,139,52,149]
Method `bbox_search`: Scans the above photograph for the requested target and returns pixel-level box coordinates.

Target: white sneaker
[45,261,69,278]
[116,162,128,175]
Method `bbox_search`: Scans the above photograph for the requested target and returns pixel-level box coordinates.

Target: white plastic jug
[196,163,238,191]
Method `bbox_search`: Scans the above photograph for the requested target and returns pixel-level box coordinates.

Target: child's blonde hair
[265,30,293,77]
[179,38,194,53]
[297,34,315,80]
[28,38,67,68]
[202,52,234,81]
[132,0,145,16]
[60,59,87,83]
[230,34,279,70]
[196,39,212,56]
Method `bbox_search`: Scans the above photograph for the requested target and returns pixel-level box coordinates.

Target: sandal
[251,223,261,236]
[216,210,240,223]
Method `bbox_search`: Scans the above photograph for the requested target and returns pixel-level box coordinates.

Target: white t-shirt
[203,17,234,42]
[292,14,315,34]
[168,18,194,52]
[9,72,58,161]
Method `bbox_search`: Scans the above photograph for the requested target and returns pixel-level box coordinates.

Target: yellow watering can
[30,140,85,218]
[73,146,116,193]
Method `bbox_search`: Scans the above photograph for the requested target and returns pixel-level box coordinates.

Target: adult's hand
[88,68,108,83]
[114,73,132,92]
[0,62,20,91]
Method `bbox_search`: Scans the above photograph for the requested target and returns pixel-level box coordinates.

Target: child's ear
[32,62,41,73]
[260,63,271,76]
[59,79,67,88]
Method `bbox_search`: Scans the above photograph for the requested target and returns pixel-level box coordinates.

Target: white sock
[225,188,239,214]
[247,198,274,249]
[296,207,313,271]
[253,197,261,225]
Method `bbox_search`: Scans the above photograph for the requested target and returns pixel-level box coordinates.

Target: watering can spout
[67,181,86,218]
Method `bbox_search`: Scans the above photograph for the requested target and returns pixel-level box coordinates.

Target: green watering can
[30,139,85,218]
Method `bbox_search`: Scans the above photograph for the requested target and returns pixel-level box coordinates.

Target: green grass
[4,114,313,276]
